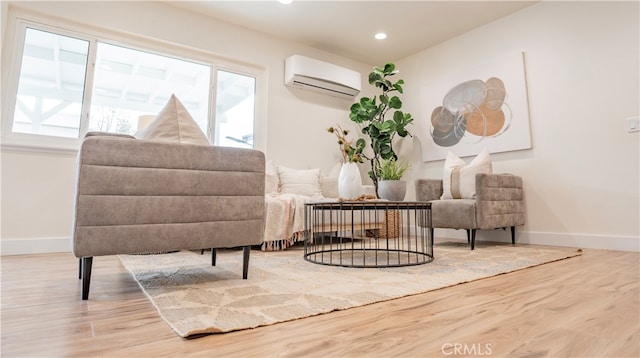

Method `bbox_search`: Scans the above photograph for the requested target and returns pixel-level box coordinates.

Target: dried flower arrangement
[327,124,365,163]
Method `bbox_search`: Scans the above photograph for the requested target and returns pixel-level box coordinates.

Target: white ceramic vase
[338,162,363,199]
[377,180,407,201]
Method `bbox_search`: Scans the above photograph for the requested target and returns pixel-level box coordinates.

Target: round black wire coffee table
[304,201,433,268]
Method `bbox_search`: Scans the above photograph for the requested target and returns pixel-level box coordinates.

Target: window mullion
[209,66,218,142]
[79,39,98,138]
[2,22,27,137]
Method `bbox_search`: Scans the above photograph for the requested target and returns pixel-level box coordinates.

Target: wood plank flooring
[1,245,638,357]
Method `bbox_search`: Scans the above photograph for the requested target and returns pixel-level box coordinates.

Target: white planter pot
[338,162,363,199]
[378,180,406,201]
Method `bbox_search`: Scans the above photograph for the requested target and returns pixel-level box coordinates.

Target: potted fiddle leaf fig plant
[349,62,413,198]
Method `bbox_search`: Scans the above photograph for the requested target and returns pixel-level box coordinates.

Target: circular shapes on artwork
[429,76,511,146]
[443,79,487,114]
[430,106,467,147]
[484,77,506,110]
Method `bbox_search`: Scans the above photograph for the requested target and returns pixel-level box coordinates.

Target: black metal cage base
[304,201,433,268]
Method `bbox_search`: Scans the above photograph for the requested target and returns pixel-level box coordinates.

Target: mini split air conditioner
[284,55,361,99]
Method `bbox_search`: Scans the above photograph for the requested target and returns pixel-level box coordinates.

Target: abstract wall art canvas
[419,51,532,162]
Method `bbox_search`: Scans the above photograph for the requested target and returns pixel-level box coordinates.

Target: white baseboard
[1,231,638,256]
[517,231,639,252]
[1,236,71,256]
[433,229,640,252]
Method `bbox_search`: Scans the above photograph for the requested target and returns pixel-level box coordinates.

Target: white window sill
[1,133,80,154]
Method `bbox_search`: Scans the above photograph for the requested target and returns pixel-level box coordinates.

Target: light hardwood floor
[1,245,638,357]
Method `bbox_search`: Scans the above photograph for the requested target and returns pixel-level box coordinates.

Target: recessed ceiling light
[278,0,293,4]
[375,32,387,40]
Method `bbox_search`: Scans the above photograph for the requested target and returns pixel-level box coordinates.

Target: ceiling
[167,1,537,64]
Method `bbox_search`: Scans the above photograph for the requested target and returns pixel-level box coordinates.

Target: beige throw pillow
[441,149,492,199]
[135,94,209,145]
[277,166,323,198]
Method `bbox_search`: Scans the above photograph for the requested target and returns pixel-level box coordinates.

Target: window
[11,28,89,138]
[214,70,256,148]
[88,43,211,136]
[3,19,262,151]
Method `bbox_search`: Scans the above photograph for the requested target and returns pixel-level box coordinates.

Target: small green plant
[378,158,410,181]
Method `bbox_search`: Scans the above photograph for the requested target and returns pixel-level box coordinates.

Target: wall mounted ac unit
[284,55,362,99]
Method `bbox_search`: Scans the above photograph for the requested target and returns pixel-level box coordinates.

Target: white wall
[398,1,640,251]
[0,1,373,254]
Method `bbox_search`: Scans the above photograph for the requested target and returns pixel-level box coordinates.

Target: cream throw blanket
[262,193,316,251]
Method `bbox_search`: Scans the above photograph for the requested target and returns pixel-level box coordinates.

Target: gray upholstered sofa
[72,133,265,299]
[415,173,525,250]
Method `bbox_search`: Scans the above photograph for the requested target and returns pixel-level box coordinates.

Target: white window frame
[1,9,267,154]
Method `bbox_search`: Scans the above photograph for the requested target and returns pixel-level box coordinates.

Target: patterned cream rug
[119,241,581,338]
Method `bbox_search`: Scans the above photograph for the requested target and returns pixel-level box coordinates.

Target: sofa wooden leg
[470,229,476,250]
[242,246,250,279]
[81,257,93,300]
[78,258,82,279]
[466,230,471,244]
[211,248,216,266]
[511,226,516,245]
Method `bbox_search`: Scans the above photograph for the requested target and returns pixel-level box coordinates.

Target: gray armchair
[73,133,265,299]
[415,173,525,250]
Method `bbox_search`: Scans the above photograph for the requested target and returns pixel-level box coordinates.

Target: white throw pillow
[135,94,210,146]
[277,166,323,198]
[265,160,279,194]
[441,149,493,199]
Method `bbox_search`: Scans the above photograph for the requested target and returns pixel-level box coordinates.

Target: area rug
[118,242,582,338]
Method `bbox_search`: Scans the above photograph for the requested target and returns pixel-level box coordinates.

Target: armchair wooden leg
[81,257,93,300]
[470,229,476,250]
[429,227,434,244]
[242,246,251,279]
[211,248,216,266]
[511,226,516,245]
